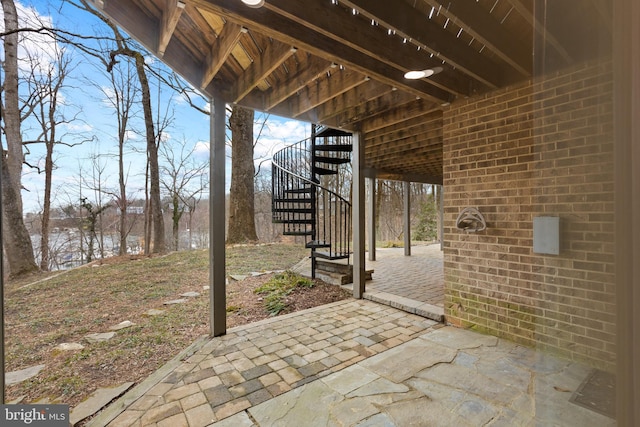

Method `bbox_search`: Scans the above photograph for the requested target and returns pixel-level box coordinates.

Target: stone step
[315,260,373,285]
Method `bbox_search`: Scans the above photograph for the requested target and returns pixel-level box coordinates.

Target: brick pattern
[442,60,615,370]
[367,244,444,306]
[109,300,438,426]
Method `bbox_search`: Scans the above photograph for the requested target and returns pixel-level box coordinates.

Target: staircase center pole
[310,124,318,279]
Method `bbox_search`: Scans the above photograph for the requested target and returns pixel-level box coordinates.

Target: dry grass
[4,243,351,407]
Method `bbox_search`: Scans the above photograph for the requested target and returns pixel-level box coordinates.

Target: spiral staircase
[271,125,353,279]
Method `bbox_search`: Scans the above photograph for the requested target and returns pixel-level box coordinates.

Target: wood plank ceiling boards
[92,0,611,184]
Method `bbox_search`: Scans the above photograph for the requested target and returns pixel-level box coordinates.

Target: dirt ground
[226,273,352,328]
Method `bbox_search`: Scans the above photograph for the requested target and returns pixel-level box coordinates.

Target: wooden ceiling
[92,0,611,184]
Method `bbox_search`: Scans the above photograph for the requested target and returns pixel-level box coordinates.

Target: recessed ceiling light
[404,66,443,80]
[241,0,265,8]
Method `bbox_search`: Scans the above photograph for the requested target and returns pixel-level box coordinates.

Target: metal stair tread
[314,167,338,175]
[284,187,313,194]
[313,144,353,152]
[272,208,314,213]
[305,240,331,249]
[273,218,314,224]
[313,156,351,165]
[273,198,313,203]
[283,231,314,236]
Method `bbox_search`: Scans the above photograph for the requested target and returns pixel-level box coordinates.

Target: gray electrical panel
[533,216,560,255]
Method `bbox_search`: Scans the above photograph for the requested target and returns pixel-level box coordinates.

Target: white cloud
[263,118,309,141]
[194,140,210,155]
[63,122,93,133]
[0,2,61,75]
[254,117,309,160]
[100,86,117,107]
[158,131,171,143]
[125,130,138,141]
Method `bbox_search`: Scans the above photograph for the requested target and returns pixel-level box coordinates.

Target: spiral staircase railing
[271,126,352,278]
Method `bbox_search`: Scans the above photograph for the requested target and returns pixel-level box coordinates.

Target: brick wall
[442,60,615,370]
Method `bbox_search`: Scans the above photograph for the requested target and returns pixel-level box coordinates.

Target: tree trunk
[144,164,151,255]
[1,0,23,204]
[116,76,131,256]
[227,105,258,243]
[39,136,54,271]
[1,156,38,277]
[1,0,38,277]
[172,194,182,251]
[118,144,127,255]
[133,53,165,253]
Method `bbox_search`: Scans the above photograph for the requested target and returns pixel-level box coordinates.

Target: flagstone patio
[89,298,614,427]
[85,245,613,426]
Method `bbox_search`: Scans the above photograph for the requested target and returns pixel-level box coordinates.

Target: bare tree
[159,140,208,251]
[0,0,38,276]
[78,153,110,259]
[93,58,140,255]
[22,46,87,270]
[76,0,166,254]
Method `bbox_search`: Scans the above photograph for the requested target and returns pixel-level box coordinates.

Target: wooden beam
[367,132,442,150]
[191,0,454,103]
[232,41,297,102]
[366,142,442,160]
[158,0,185,57]
[263,56,334,110]
[368,161,442,179]
[363,168,443,185]
[366,143,443,158]
[421,0,531,76]
[265,0,475,96]
[371,152,443,167]
[314,80,395,124]
[98,0,158,53]
[290,68,369,118]
[362,98,441,133]
[201,22,244,90]
[340,0,506,88]
[326,90,421,129]
[94,0,214,97]
[366,150,442,174]
[365,110,442,140]
[366,119,442,148]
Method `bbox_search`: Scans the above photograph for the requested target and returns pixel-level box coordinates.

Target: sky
[1,0,311,214]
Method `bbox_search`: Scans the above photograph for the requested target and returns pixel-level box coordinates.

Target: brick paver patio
[366,244,443,307]
[88,244,612,426]
[103,300,440,426]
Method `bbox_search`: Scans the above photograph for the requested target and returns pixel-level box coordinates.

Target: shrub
[254,271,313,315]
